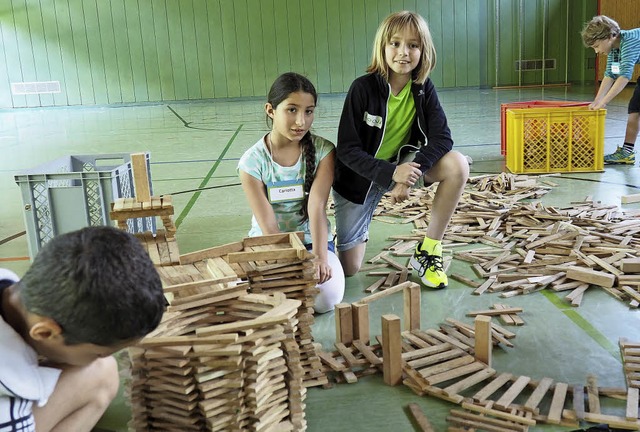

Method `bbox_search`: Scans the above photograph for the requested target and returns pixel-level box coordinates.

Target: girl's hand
[392,162,422,186]
[314,258,332,284]
[389,182,411,204]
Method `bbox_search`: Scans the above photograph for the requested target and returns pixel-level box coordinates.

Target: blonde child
[333,11,469,288]
[238,72,345,313]
[581,15,640,165]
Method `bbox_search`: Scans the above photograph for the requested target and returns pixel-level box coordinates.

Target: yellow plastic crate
[505,106,605,174]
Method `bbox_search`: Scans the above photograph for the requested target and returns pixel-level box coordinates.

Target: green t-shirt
[375,81,415,161]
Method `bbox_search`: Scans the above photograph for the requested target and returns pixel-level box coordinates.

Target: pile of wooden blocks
[371,173,640,307]
[177,232,328,388]
[129,285,305,431]
[126,232,339,430]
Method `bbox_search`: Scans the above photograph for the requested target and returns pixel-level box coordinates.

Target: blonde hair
[581,15,620,47]
[366,11,436,84]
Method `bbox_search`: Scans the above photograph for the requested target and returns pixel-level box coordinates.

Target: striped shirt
[605,28,640,80]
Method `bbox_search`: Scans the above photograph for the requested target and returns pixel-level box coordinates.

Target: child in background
[333,11,469,289]
[0,226,166,432]
[581,15,640,165]
[238,72,345,313]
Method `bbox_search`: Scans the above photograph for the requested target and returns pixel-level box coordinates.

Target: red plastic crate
[500,100,590,156]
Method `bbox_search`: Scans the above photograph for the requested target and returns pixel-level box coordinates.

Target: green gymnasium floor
[1,84,639,431]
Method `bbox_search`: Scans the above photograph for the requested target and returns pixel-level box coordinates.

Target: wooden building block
[424,361,486,386]
[587,374,601,414]
[622,194,640,204]
[352,303,370,342]
[131,152,151,203]
[622,259,640,273]
[404,284,421,331]
[450,273,482,288]
[352,340,382,366]
[524,377,554,412]
[406,403,436,432]
[365,276,386,293]
[448,409,530,432]
[356,281,416,305]
[573,384,586,420]
[495,375,531,410]
[474,315,492,367]
[382,314,402,386]
[467,307,523,317]
[547,382,568,424]
[442,367,496,397]
[627,387,639,421]
[460,402,537,426]
[566,267,616,288]
[334,303,353,344]
[317,351,346,372]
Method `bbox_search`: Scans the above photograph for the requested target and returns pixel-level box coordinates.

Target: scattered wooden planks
[369,173,640,307]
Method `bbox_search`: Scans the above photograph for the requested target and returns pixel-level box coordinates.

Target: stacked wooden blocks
[178,232,328,388]
[129,282,305,431]
[110,153,179,267]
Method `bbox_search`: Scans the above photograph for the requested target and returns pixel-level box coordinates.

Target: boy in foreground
[0,226,166,431]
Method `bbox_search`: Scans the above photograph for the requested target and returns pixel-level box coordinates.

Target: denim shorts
[333,184,389,252]
[305,241,336,253]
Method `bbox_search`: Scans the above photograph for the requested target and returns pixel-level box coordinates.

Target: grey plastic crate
[15,153,156,258]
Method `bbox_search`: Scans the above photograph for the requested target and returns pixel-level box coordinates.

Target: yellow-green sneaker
[604,146,635,165]
[409,238,447,289]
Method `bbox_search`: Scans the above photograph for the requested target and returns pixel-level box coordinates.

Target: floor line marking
[174,124,243,228]
[541,290,620,360]
[0,256,30,262]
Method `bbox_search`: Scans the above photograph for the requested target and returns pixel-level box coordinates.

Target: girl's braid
[300,132,316,222]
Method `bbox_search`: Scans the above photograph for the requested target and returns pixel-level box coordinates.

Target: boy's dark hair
[266,72,318,222]
[17,226,165,346]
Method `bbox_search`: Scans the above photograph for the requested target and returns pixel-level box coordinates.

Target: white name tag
[363,111,383,129]
[612,62,621,74]
[267,180,304,203]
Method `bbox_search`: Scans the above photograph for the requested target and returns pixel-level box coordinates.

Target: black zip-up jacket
[334,73,453,204]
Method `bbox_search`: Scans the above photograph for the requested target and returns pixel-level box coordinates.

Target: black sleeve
[413,80,454,173]
[336,81,396,188]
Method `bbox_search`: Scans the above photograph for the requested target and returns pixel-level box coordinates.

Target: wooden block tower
[109,153,179,266]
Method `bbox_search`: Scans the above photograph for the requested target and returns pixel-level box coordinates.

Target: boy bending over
[0,226,166,432]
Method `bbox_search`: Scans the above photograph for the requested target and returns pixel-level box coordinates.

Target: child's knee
[444,151,470,180]
[91,356,120,406]
[314,253,346,313]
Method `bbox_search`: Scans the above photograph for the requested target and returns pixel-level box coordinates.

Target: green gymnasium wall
[0,0,596,108]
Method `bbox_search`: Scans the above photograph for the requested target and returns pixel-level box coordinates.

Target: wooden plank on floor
[547,382,569,424]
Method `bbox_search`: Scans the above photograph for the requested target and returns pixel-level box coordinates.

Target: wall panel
[97,0,121,104]
[598,0,640,82]
[0,0,598,108]
[27,0,54,106]
[207,0,227,99]
[299,0,318,86]
[312,0,330,92]
[83,0,109,104]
